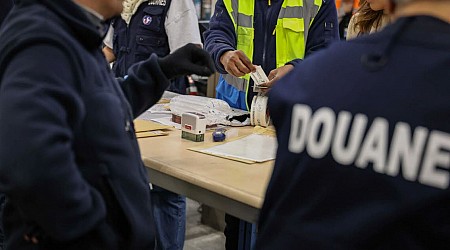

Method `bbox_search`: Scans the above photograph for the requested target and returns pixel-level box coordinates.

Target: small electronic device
[181,112,207,142]
[212,128,227,142]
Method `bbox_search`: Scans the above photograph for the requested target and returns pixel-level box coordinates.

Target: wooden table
[138,126,274,224]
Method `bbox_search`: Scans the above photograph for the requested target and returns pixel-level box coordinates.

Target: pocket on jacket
[41,220,120,250]
[139,6,165,33]
[78,163,130,246]
[276,19,306,61]
[94,164,130,242]
[281,18,305,46]
[236,27,254,55]
[323,21,335,43]
[135,34,168,60]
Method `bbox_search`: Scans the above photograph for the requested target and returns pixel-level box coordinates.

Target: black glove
[157,43,215,79]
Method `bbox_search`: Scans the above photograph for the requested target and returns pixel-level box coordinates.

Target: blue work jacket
[203,0,339,110]
[256,16,450,249]
[0,0,169,248]
[0,0,14,26]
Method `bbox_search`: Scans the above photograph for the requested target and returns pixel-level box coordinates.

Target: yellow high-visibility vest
[221,0,322,110]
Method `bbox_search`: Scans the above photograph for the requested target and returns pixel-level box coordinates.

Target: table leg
[238,220,257,250]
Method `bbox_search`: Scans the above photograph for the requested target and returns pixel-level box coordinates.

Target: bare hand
[220,50,256,77]
[259,64,294,93]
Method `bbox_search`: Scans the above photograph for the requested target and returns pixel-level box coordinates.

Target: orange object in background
[335,0,360,9]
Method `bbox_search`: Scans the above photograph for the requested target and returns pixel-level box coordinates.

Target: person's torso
[112,0,172,77]
[0,2,155,248]
[253,0,283,74]
[0,0,14,26]
[258,16,450,249]
[219,0,326,109]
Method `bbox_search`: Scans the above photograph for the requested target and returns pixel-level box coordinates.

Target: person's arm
[0,44,110,243]
[117,53,170,117]
[103,46,116,63]
[118,43,215,117]
[102,24,116,63]
[303,0,340,59]
[261,64,295,91]
[203,0,238,74]
[165,0,202,51]
[203,0,255,77]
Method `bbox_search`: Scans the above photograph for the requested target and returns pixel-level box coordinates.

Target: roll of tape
[250,95,257,126]
[250,94,270,127]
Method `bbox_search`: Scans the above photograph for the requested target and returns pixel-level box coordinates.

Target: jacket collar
[121,0,148,25]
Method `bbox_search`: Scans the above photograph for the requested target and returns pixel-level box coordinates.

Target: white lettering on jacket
[288,104,450,189]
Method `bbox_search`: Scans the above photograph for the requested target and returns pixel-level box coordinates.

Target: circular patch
[142,15,152,25]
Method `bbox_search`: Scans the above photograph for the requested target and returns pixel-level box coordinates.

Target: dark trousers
[224,213,240,250]
[0,194,5,250]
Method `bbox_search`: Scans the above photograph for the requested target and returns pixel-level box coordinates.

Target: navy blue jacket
[112,0,171,77]
[256,16,450,249]
[0,0,169,248]
[0,0,13,26]
[204,0,339,108]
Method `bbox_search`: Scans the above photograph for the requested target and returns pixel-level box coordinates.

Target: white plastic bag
[169,95,249,126]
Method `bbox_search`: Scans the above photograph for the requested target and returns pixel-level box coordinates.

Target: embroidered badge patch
[142,15,152,25]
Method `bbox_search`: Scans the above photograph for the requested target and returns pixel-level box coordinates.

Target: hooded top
[0,0,169,248]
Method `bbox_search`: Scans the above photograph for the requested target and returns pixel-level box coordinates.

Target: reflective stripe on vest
[223,0,254,110]
[276,0,322,67]
[222,0,322,109]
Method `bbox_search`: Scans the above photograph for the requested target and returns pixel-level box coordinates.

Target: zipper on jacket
[262,3,273,69]
[124,26,130,77]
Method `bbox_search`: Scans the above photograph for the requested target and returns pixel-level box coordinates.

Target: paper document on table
[133,119,172,138]
[190,133,277,163]
[147,103,171,114]
[136,130,169,138]
[150,116,181,130]
[134,119,172,132]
